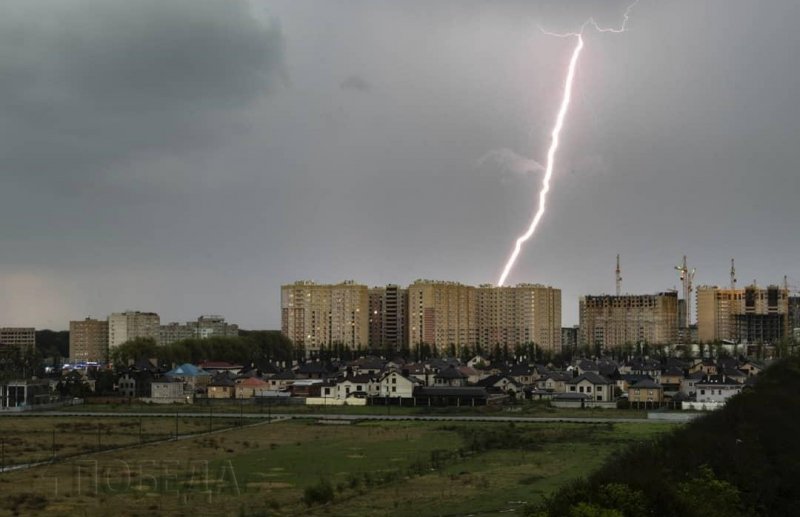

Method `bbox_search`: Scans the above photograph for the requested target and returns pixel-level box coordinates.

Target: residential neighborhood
[3,351,767,413]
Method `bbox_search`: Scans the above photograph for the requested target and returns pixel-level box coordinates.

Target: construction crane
[615,254,622,296]
[675,255,695,329]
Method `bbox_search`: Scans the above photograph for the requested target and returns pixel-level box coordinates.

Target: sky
[1,0,799,330]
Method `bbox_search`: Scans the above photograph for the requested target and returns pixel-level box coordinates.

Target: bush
[303,479,334,506]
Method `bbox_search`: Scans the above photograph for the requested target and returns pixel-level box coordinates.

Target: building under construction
[578,292,679,350]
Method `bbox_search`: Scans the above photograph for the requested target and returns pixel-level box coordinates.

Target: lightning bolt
[496,2,639,287]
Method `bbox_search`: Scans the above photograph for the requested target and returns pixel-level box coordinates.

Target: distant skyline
[1,0,799,330]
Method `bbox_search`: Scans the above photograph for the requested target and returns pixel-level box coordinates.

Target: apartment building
[475,284,562,352]
[368,285,408,352]
[69,318,109,363]
[158,315,239,346]
[579,292,679,349]
[281,281,369,353]
[697,284,789,343]
[108,311,160,350]
[408,280,477,354]
[0,327,35,351]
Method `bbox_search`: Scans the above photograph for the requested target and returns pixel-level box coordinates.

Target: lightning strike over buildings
[496,3,639,287]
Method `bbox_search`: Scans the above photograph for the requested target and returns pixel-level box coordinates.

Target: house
[680,371,705,397]
[615,374,652,395]
[335,374,379,400]
[164,363,211,392]
[295,361,334,379]
[0,379,51,408]
[659,367,685,391]
[689,359,718,376]
[207,373,235,399]
[509,363,536,386]
[566,372,614,402]
[696,376,742,404]
[378,371,420,399]
[475,374,524,397]
[457,366,482,384]
[538,372,573,393]
[467,355,490,369]
[198,361,243,375]
[347,357,386,376]
[150,379,187,403]
[739,360,765,378]
[575,359,599,376]
[235,377,269,399]
[434,365,468,387]
[628,379,664,404]
[289,379,324,398]
[404,363,434,386]
[267,370,295,391]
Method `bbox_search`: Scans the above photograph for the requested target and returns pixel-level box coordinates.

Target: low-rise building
[379,370,419,399]
[566,372,614,402]
[628,379,664,404]
[696,376,743,404]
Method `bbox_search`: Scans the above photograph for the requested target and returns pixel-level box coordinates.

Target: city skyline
[1,0,799,330]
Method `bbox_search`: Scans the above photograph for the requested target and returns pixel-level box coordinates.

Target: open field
[54,399,650,420]
[0,417,677,516]
[0,416,255,469]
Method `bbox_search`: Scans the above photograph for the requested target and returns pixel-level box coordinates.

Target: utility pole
[615,254,622,296]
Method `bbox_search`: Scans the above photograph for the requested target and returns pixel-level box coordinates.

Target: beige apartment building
[281,281,369,353]
[69,318,109,363]
[475,284,562,352]
[697,284,789,343]
[0,327,36,351]
[408,280,477,354]
[579,292,679,350]
[108,311,160,350]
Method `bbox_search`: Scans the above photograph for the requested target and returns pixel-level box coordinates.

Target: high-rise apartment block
[579,292,679,349]
[283,280,562,355]
[697,284,789,344]
[562,326,579,351]
[368,285,408,352]
[69,318,109,363]
[475,284,561,352]
[281,281,369,353]
[0,327,36,351]
[158,315,239,346]
[408,280,477,353]
[108,311,160,350]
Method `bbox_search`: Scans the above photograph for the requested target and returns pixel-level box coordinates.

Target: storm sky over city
[2,0,799,329]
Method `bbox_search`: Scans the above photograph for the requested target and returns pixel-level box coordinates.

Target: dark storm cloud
[0,0,285,187]
[2,0,799,330]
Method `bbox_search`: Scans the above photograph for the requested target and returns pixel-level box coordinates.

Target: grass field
[0,418,677,516]
[58,399,650,420]
[0,416,252,469]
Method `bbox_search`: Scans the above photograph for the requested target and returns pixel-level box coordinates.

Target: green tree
[675,465,743,517]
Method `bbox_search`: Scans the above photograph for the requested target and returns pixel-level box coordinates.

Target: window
[700,389,705,395]
[392,387,396,393]
[570,386,576,392]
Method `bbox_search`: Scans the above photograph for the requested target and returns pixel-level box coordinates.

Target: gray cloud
[478,148,544,179]
[0,0,285,189]
[340,75,371,92]
[1,0,799,331]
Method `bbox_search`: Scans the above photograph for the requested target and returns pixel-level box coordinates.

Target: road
[27,411,697,423]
